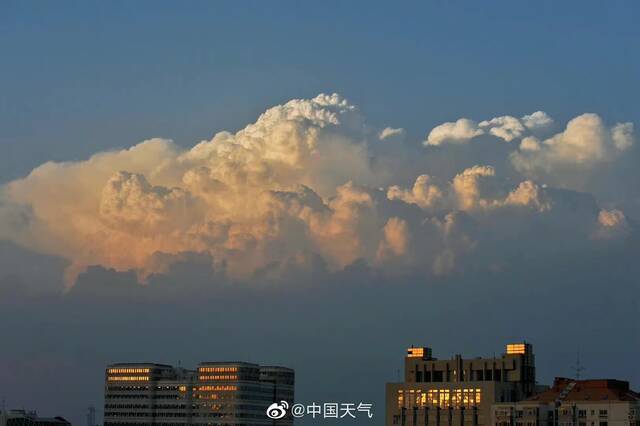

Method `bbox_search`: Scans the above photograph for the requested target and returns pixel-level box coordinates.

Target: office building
[0,410,71,426]
[492,377,640,426]
[386,343,537,426]
[104,361,294,426]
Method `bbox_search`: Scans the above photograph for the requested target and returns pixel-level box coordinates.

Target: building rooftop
[0,410,71,425]
[260,366,295,371]
[108,362,174,368]
[405,342,533,361]
[525,377,640,403]
[198,361,259,367]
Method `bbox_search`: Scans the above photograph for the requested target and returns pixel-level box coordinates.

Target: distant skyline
[1,2,639,426]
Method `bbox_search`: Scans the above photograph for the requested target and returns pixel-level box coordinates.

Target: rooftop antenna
[574,351,585,379]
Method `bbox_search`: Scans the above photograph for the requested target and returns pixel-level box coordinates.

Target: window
[599,410,607,418]
[578,410,586,418]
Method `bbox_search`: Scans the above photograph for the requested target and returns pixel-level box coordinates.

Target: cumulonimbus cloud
[0,94,634,287]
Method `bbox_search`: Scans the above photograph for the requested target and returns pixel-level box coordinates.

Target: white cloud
[479,115,526,142]
[425,111,554,146]
[379,127,406,141]
[511,113,635,188]
[611,122,634,151]
[425,119,483,146]
[521,111,553,130]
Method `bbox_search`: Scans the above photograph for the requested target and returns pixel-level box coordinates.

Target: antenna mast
[574,352,585,379]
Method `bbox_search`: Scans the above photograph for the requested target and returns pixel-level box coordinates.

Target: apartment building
[386,343,537,426]
[492,377,640,426]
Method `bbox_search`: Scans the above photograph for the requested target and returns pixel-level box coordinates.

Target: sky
[0,1,639,425]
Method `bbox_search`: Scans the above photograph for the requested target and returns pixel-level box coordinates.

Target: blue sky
[2,1,639,181]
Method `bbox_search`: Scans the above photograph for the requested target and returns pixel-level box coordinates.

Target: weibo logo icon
[266,401,289,419]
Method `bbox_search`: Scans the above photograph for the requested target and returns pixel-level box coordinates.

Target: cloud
[424,111,636,205]
[611,122,635,151]
[100,171,198,235]
[387,174,443,210]
[521,111,553,130]
[376,217,410,262]
[451,165,498,210]
[425,118,483,146]
[0,94,634,287]
[379,127,406,141]
[593,209,630,239]
[388,165,552,215]
[0,94,380,283]
[479,115,526,142]
[425,111,554,146]
[510,113,635,189]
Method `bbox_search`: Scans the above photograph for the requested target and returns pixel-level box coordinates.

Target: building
[0,410,71,426]
[386,343,537,426]
[103,361,294,426]
[492,377,640,426]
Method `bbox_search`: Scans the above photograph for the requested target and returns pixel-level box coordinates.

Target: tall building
[492,377,640,426]
[104,361,294,426]
[0,410,71,426]
[386,343,537,426]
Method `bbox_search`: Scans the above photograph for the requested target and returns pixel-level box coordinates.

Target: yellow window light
[406,347,432,358]
[506,343,529,354]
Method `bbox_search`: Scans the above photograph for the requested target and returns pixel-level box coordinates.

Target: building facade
[492,377,640,426]
[0,410,71,426]
[386,343,537,426]
[104,362,294,426]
